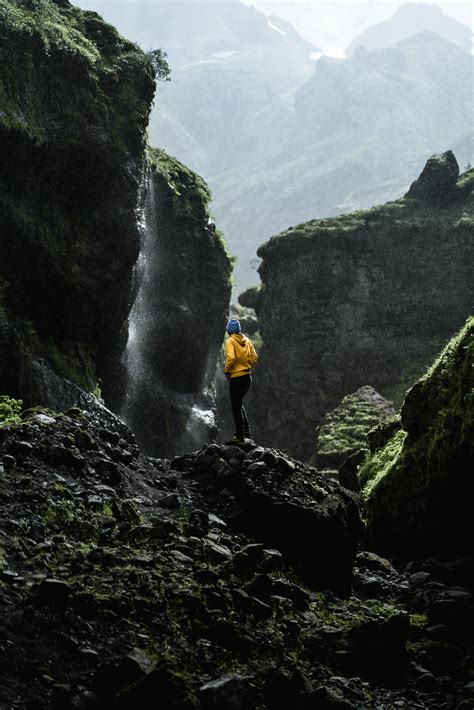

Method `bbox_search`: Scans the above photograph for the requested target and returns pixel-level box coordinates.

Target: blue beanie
[226,318,241,334]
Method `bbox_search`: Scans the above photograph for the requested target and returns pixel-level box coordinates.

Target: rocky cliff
[0,0,156,405]
[243,153,474,460]
[360,317,474,557]
[0,0,232,455]
[122,149,232,456]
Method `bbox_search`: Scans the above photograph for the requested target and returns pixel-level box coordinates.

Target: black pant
[229,374,251,438]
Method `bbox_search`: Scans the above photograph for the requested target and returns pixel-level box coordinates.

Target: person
[224,318,258,443]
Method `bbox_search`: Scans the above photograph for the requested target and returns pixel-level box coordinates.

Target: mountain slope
[214,32,474,288]
[76,0,318,175]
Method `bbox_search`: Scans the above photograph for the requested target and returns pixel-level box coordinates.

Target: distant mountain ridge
[346,2,473,56]
[210,30,474,288]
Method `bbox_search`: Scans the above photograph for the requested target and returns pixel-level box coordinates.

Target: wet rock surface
[0,413,473,708]
[122,149,232,458]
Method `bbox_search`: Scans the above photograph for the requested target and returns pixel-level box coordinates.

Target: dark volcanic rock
[248,155,474,460]
[0,0,156,405]
[190,443,364,591]
[0,413,472,709]
[360,318,474,557]
[406,150,460,204]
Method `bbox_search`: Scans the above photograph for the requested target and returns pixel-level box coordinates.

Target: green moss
[43,492,75,530]
[310,592,402,631]
[39,338,98,392]
[22,405,57,419]
[0,0,101,63]
[362,316,474,553]
[312,386,395,468]
[14,315,98,392]
[409,612,428,629]
[147,146,234,276]
[147,147,212,221]
[359,428,407,500]
[0,395,22,426]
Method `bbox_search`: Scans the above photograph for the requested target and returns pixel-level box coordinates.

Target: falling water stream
[121,174,156,424]
[120,174,217,454]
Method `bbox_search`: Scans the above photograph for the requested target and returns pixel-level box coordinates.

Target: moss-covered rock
[0,0,156,404]
[122,148,232,456]
[0,394,22,426]
[311,385,395,469]
[360,317,474,556]
[248,154,474,460]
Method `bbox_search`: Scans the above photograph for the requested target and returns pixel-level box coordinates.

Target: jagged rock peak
[406,150,460,203]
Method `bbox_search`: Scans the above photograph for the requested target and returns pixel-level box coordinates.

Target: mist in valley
[76,0,473,290]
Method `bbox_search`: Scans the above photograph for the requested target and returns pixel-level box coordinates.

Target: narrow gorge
[0,1,473,709]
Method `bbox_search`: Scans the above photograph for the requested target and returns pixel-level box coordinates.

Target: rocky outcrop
[248,155,474,460]
[1,407,473,707]
[406,150,460,204]
[122,149,232,456]
[180,441,364,592]
[360,317,474,557]
[0,2,232,454]
[0,0,155,406]
[311,386,395,470]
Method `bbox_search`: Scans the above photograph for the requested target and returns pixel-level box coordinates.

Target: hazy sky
[242,1,473,55]
[75,0,473,58]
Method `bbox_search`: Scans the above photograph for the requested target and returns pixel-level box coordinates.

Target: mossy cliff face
[311,386,395,470]
[0,0,155,405]
[360,317,474,557]
[122,149,232,456]
[248,153,474,460]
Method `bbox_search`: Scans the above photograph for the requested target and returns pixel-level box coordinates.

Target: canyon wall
[243,153,474,460]
[0,0,232,455]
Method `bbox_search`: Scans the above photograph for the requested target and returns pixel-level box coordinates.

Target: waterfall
[121,174,156,423]
[120,170,219,456]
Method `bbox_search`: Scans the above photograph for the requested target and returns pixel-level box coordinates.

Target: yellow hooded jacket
[224,333,258,378]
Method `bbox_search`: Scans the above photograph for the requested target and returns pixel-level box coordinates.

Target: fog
[243,1,473,56]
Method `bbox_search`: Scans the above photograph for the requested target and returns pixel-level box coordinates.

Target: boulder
[193,444,364,592]
[406,150,459,204]
[311,386,395,469]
